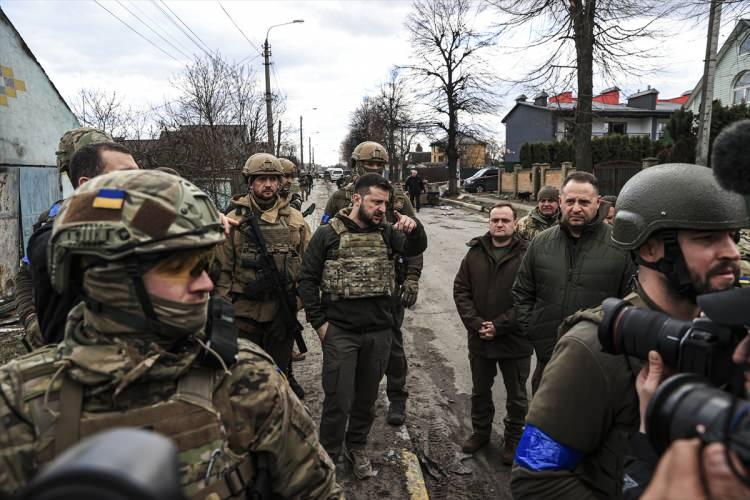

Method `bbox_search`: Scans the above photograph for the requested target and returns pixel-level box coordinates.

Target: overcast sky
[1,0,738,166]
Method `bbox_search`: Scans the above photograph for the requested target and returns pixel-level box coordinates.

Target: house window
[733,71,750,104]
[741,35,750,55]
[607,122,627,135]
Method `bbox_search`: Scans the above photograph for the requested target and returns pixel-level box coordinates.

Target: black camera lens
[646,374,750,464]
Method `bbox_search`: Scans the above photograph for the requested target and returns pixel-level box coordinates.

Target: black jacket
[453,234,532,359]
[404,176,425,196]
[298,212,427,332]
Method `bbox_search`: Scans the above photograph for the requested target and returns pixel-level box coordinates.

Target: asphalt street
[294,180,536,499]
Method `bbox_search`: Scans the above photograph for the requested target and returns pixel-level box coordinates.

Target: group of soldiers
[2,129,428,497]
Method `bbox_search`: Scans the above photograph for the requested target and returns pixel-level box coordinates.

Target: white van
[328,168,344,181]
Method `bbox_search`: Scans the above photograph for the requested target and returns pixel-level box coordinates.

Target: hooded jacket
[453,234,532,359]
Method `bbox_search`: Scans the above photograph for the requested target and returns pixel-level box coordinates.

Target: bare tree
[376,69,415,180]
[70,89,132,138]
[403,0,498,195]
[490,0,674,171]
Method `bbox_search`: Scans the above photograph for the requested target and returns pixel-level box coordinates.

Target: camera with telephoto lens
[598,298,746,386]
[646,374,750,469]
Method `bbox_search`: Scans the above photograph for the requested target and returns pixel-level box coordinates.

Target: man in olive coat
[453,202,532,464]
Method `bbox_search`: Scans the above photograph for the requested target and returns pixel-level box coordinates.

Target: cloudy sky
[1,0,737,166]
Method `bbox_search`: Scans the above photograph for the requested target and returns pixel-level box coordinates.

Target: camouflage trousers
[319,323,392,459]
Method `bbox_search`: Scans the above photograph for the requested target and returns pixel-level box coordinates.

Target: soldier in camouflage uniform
[323,141,424,426]
[14,128,116,351]
[215,153,310,399]
[279,158,303,211]
[0,169,341,499]
[299,173,428,479]
[515,185,560,242]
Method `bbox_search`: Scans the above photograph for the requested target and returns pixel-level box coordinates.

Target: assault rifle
[240,211,307,354]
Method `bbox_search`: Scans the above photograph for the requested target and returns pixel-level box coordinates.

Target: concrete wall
[504,104,555,161]
[0,11,79,295]
[500,171,515,193]
[517,169,533,192]
[543,169,562,188]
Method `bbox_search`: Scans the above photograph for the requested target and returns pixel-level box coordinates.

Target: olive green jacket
[511,290,651,500]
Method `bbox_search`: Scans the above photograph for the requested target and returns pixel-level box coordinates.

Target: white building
[0,8,79,295]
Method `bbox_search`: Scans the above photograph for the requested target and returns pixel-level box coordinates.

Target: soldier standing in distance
[323,141,424,426]
[14,127,114,350]
[0,169,342,499]
[279,157,303,211]
[299,173,427,479]
[515,185,559,241]
[215,153,310,399]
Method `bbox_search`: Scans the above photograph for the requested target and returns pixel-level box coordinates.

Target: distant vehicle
[463,167,499,193]
[328,167,344,182]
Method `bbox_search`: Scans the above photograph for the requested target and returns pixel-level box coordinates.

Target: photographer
[511,163,748,500]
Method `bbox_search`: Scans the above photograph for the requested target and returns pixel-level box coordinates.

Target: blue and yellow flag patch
[92,189,126,209]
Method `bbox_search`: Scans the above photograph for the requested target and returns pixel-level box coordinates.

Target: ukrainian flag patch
[92,189,126,209]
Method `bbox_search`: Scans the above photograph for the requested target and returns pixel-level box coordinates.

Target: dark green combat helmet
[56,127,113,174]
[612,163,748,297]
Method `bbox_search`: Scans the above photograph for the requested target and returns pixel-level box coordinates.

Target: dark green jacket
[511,219,634,360]
[453,234,532,359]
[298,212,427,332]
[511,289,651,500]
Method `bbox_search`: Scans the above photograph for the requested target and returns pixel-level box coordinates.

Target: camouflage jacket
[215,193,311,322]
[323,181,424,282]
[515,207,558,242]
[0,303,342,499]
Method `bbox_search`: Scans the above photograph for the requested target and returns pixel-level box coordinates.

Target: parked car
[328,167,344,182]
[463,167,499,193]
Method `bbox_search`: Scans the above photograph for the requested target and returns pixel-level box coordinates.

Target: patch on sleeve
[92,189,126,209]
[514,423,583,471]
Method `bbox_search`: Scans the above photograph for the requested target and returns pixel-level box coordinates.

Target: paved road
[295,181,536,499]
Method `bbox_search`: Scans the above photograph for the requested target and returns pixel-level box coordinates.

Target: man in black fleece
[298,173,427,479]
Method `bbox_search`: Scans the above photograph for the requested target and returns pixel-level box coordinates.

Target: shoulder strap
[175,368,216,413]
[54,375,83,457]
[329,218,348,236]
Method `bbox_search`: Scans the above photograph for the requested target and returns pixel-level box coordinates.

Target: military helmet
[352,141,389,164]
[57,127,113,173]
[242,153,283,179]
[48,169,224,293]
[612,163,748,250]
[279,158,298,177]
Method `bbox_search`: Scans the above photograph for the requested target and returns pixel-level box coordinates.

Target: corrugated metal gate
[593,161,642,196]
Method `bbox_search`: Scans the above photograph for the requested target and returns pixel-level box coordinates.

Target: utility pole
[299,115,304,171]
[308,136,312,170]
[696,0,722,166]
[276,120,282,157]
[312,147,315,167]
[263,38,275,154]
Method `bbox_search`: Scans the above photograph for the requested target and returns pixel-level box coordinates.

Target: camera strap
[636,230,697,300]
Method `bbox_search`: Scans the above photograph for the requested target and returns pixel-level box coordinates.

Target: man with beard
[0,169,342,498]
[516,185,560,241]
[279,157,303,211]
[453,202,532,463]
[298,173,427,479]
[215,153,310,399]
[512,172,634,394]
[511,164,748,500]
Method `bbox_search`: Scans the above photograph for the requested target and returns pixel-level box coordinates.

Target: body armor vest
[321,218,394,299]
[12,349,257,500]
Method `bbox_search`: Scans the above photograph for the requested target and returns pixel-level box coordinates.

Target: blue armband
[514,423,583,471]
[22,255,30,265]
[48,201,62,218]
[321,214,330,224]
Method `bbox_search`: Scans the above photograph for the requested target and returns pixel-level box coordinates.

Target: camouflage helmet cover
[352,141,389,164]
[279,158,298,177]
[612,163,749,250]
[48,169,224,293]
[57,127,113,173]
[242,153,283,179]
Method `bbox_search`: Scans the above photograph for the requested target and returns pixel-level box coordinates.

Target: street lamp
[264,19,304,154]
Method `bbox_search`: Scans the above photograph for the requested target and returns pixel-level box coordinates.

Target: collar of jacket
[470,233,526,258]
[231,193,290,224]
[560,213,606,240]
[530,206,558,226]
[335,207,385,233]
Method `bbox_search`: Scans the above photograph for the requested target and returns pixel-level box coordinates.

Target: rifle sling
[54,375,84,457]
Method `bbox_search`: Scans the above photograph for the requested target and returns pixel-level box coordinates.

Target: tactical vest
[13,348,263,500]
[232,205,302,302]
[321,218,394,299]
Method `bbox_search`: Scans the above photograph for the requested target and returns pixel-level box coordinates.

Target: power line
[93,0,180,62]
[115,0,192,60]
[150,0,212,59]
[127,0,194,57]
[158,0,214,56]
[216,0,262,58]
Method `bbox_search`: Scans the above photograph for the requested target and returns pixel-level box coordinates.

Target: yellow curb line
[402,448,429,500]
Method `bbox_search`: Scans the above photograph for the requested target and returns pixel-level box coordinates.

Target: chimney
[627,88,658,110]
[534,91,549,107]
[515,94,528,103]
